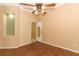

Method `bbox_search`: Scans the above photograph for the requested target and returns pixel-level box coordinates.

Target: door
[36,22,42,42]
[31,22,37,42]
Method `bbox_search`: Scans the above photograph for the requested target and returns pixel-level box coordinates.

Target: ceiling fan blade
[45,3,64,13]
[45,3,64,9]
[44,3,56,7]
[20,3,35,6]
[18,3,33,10]
[20,7,33,13]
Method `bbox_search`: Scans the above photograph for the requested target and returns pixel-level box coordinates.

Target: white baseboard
[0,42,31,49]
[18,42,31,48]
[0,46,18,49]
[41,41,79,53]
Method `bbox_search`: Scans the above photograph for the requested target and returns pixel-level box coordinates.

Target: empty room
[0,3,79,56]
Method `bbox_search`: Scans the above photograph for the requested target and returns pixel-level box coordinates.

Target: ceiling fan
[19,3,63,15]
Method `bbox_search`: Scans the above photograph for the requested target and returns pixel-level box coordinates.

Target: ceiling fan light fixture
[42,10,45,13]
[42,6,45,10]
[35,11,38,14]
[33,7,36,10]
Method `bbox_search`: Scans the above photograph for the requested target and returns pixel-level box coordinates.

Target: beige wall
[0,4,36,48]
[0,6,5,47]
[0,5,19,48]
[40,4,79,51]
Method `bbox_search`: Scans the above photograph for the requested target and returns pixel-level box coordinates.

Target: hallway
[0,41,79,56]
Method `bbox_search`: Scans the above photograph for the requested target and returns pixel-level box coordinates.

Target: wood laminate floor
[0,41,79,56]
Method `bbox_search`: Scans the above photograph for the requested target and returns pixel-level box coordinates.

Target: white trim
[41,41,79,53]
[3,14,6,37]
[0,46,18,49]
[18,42,31,48]
[0,3,19,6]
[0,42,31,49]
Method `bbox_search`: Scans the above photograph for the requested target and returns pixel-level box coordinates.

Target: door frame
[31,21,42,42]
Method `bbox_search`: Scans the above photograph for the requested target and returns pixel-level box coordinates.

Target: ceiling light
[33,7,36,10]
[35,11,38,14]
[42,6,45,10]
[42,10,45,13]
[9,13,14,19]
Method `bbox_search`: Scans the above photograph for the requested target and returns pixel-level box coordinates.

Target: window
[4,13,15,36]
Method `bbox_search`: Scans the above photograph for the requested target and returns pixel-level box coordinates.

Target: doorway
[31,22,37,42]
[31,21,42,43]
[36,22,42,42]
